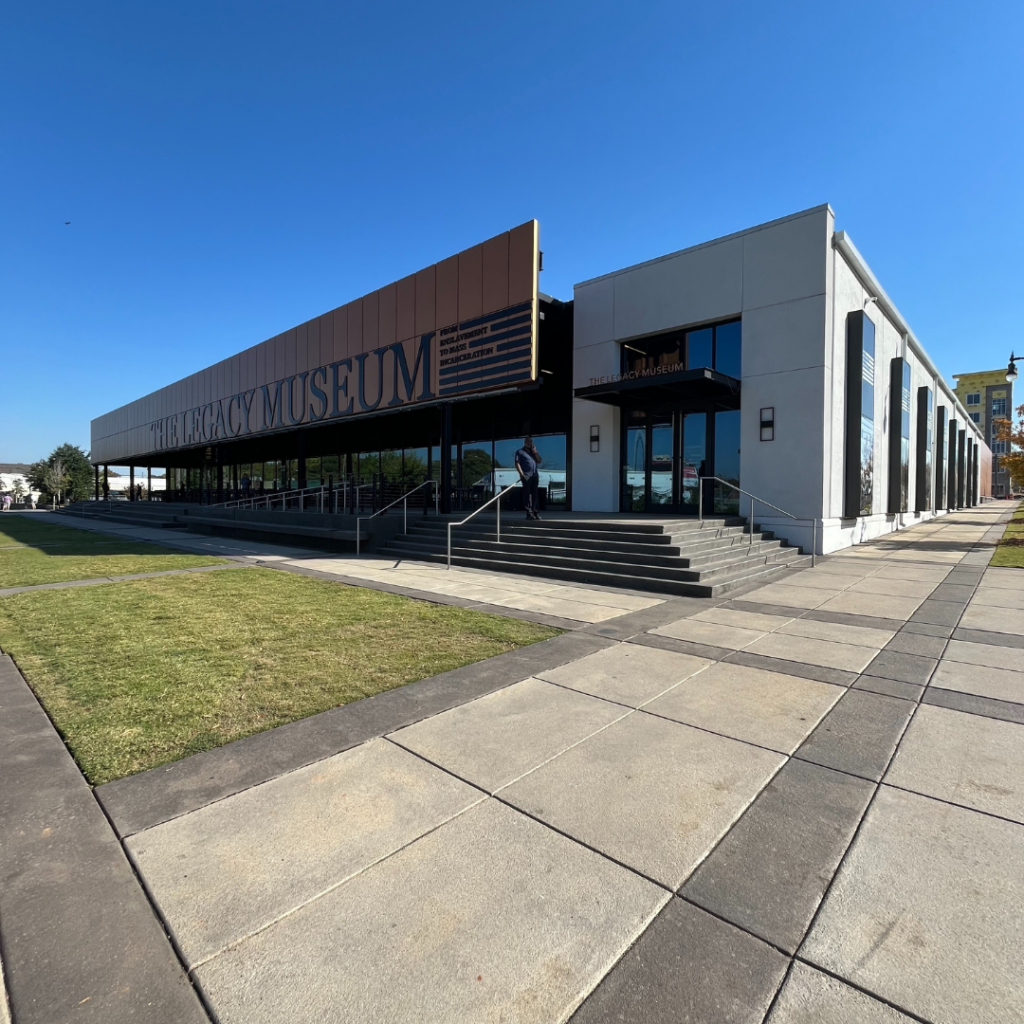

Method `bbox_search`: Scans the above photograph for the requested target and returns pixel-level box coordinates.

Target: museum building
[91,206,990,554]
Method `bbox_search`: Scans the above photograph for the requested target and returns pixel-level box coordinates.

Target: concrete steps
[380,516,810,597]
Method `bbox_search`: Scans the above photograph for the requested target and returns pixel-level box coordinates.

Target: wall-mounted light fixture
[1007,352,1019,383]
[760,407,775,442]
[590,425,600,452]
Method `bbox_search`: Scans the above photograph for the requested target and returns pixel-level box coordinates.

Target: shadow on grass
[0,514,178,557]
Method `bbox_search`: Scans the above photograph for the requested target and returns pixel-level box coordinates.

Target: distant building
[0,463,41,503]
[952,370,1014,496]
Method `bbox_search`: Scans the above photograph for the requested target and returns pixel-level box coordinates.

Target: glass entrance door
[679,412,707,512]
[621,409,712,513]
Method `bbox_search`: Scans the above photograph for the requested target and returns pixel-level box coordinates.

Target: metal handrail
[217,484,326,512]
[698,476,816,566]
[446,482,522,569]
[356,480,438,556]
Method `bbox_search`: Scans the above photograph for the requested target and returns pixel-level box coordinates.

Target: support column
[130,465,135,501]
[440,403,452,514]
[298,431,307,491]
[103,465,109,499]
[147,466,152,501]
[94,465,99,501]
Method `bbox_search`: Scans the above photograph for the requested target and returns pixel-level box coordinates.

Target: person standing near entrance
[515,436,542,520]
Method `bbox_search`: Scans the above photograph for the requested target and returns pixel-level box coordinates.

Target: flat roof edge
[832,231,985,446]
[573,204,834,289]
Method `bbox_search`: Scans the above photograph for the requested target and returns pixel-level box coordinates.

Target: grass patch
[0,567,560,784]
[991,502,1024,568]
[0,514,226,588]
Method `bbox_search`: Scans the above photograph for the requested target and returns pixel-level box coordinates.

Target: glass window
[687,328,713,370]
[494,439,523,490]
[622,411,646,511]
[681,412,706,509]
[965,392,981,405]
[713,320,741,379]
[532,433,567,506]
[321,455,340,483]
[306,457,322,487]
[621,335,683,374]
[992,397,1007,417]
[380,450,402,482]
[969,412,980,423]
[462,442,494,496]
[402,448,428,487]
[714,410,740,514]
[355,453,379,481]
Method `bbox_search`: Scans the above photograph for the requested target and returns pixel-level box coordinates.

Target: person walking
[515,436,543,520]
[2,493,11,512]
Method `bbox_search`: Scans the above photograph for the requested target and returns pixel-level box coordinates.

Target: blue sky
[2,0,1021,463]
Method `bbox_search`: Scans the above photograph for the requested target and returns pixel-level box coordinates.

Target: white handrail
[356,480,438,556]
[446,483,522,569]
[698,476,816,566]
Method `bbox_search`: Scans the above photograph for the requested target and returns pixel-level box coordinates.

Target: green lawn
[0,567,559,784]
[991,503,1024,568]
[0,514,226,588]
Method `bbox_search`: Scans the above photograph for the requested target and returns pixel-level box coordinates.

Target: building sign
[588,362,685,387]
[92,222,539,463]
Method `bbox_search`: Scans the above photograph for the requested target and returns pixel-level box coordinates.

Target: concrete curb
[0,656,209,1024]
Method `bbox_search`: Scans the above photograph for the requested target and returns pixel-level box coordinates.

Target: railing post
[404,497,407,535]
[812,519,817,567]
[749,497,754,547]
[698,477,704,522]
[497,487,501,543]
[447,522,452,569]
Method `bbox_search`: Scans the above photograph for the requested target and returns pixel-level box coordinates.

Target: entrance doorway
[621,407,740,514]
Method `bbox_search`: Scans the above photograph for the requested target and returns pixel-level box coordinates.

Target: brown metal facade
[91,222,539,465]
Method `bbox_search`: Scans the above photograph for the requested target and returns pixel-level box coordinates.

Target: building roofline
[833,231,985,445]
[573,204,834,289]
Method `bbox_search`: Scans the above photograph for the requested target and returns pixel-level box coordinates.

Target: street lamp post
[1007,352,1019,383]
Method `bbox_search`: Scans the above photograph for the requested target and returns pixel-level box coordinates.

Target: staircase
[381,515,811,598]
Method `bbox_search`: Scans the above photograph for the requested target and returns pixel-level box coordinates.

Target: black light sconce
[590,425,600,452]
[760,407,775,442]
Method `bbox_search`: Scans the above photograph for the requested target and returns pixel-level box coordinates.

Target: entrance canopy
[574,367,740,407]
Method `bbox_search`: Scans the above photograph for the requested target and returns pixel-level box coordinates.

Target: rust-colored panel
[347,300,363,357]
[286,327,299,378]
[378,283,396,347]
[414,267,435,336]
[295,324,307,377]
[396,274,415,340]
[333,305,348,362]
[436,255,459,328]
[508,220,538,305]
[317,312,332,366]
[482,233,510,313]
[458,244,483,321]
[362,290,379,353]
[302,318,317,372]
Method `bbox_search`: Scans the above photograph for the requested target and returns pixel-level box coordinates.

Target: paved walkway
[3,503,1022,1023]
[84,502,1023,1023]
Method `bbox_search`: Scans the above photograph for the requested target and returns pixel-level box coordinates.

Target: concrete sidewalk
[93,502,1022,1024]
[3,502,1021,1023]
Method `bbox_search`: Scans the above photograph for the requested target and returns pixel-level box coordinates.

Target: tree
[994,405,1024,492]
[27,444,94,503]
[45,459,68,507]
[10,478,26,503]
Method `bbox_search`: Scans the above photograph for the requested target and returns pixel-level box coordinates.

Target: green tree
[28,444,94,503]
[10,478,26,503]
[995,405,1024,492]
[45,459,68,506]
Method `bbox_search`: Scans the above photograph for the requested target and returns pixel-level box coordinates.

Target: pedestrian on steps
[515,436,543,520]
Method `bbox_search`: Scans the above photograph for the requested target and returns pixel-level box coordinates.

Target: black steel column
[440,403,452,514]
[297,431,307,490]
[956,429,967,508]
[147,466,152,501]
[130,465,135,501]
[94,466,99,501]
[103,465,109,499]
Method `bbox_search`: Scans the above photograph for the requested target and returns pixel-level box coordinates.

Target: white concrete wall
[573,205,833,520]
[571,204,986,554]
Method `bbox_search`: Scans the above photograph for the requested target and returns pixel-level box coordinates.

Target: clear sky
[2,0,1021,463]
